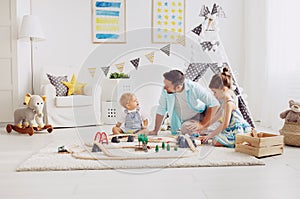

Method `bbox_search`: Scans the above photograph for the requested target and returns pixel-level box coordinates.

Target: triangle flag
[211,3,218,15]
[87,67,96,78]
[209,63,221,74]
[145,52,155,63]
[160,44,171,56]
[191,24,202,36]
[176,35,185,46]
[200,41,213,51]
[199,5,210,19]
[101,66,110,76]
[115,62,125,73]
[130,58,140,70]
[185,63,210,81]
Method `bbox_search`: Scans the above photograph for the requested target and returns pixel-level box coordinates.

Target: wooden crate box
[235,132,284,158]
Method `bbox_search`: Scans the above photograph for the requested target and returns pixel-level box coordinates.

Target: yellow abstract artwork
[152,0,185,43]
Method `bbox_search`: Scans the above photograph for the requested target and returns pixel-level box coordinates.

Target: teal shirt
[157,79,219,134]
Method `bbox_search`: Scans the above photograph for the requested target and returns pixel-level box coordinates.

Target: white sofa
[40,66,101,127]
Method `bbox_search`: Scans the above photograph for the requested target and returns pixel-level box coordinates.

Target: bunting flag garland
[191,24,203,36]
[115,62,125,73]
[199,3,226,19]
[199,5,210,19]
[198,4,226,32]
[185,63,210,81]
[200,41,220,52]
[200,41,214,51]
[87,67,96,78]
[176,35,185,46]
[145,52,155,63]
[160,44,171,56]
[217,6,226,18]
[211,3,218,15]
[101,66,110,77]
[185,63,221,81]
[130,58,140,70]
[209,63,221,74]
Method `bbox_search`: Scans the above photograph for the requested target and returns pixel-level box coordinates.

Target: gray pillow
[47,73,68,96]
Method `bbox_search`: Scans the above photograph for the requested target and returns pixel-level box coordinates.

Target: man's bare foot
[212,140,224,147]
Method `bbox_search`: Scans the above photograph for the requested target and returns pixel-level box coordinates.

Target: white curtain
[261,0,300,130]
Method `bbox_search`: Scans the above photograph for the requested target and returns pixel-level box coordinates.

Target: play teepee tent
[184,3,255,127]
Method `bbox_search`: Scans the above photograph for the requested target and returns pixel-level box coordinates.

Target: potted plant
[109,72,130,79]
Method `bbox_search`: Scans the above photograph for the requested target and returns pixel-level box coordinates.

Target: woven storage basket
[279,122,300,146]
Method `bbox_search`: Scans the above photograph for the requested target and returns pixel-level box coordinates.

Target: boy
[111,93,149,143]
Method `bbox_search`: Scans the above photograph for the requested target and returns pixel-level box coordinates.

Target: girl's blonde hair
[119,93,134,108]
[209,66,233,89]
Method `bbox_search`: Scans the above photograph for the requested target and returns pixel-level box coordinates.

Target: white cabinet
[101,101,118,124]
[101,79,132,124]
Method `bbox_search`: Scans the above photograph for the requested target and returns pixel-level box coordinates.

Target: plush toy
[16,93,46,128]
[6,93,53,136]
[280,100,300,123]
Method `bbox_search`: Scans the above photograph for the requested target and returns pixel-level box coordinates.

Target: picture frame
[152,0,185,44]
[92,0,126,43]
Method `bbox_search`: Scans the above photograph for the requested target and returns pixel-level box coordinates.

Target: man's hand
[185,120,205,133]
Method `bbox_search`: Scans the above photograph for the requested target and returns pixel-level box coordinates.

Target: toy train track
[71,135,199,161]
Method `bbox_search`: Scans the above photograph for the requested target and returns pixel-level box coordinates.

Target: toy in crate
[279,100,300,146]
[235,130,284,158]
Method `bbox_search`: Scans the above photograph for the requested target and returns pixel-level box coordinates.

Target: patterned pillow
[61,74,87,96]
[47,73,68,96]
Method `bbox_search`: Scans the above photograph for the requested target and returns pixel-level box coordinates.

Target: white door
[0,0,18,122]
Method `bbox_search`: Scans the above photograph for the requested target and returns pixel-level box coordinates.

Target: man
[149,70,219,135]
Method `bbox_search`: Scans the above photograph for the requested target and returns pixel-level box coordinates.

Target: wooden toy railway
[71,133,200,161]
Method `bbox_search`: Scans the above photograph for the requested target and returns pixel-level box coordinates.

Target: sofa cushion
[62,74,87,96]
[47,73,68,96]
[55,95,93,107]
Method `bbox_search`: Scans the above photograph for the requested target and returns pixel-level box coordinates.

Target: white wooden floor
[0,125,299,199]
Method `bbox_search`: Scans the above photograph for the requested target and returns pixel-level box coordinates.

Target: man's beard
[164,86,176,94]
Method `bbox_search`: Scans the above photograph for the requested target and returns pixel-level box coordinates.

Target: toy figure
[162,141,165,149]
[137,133,149,152]
[155,145,159,152]
[167,143,171,151]
[6,93,53,136]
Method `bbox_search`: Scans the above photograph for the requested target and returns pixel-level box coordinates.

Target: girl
[201,67,251,148]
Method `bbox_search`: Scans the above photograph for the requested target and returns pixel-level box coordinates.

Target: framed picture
[92,0,126,43]
[152,0,185,44]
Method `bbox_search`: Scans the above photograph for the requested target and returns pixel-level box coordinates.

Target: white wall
[25,0,245,91]
[243,0,267,122]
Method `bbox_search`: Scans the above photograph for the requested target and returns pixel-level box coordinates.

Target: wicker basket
[279,122,300,146]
